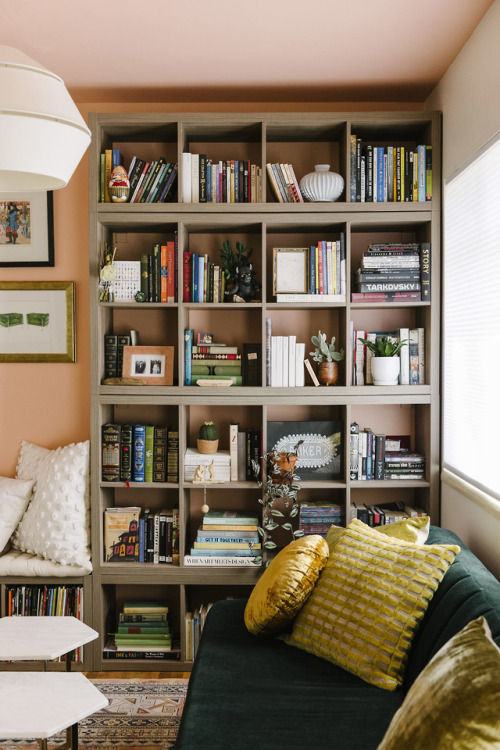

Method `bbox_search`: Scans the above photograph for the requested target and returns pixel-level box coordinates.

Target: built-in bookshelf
[89,111,441,671]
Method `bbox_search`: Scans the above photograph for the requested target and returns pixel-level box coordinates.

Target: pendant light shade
[0,46,91,191]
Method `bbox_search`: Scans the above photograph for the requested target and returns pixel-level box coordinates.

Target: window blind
[443,134,500,500]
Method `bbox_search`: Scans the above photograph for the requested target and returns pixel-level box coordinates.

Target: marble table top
[0,672,108,738]
[0,616,98,660]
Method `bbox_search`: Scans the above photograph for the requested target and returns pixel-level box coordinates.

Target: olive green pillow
[286,519,460,691]
[244,535,330,636]
[326,515,430,553]
[378,617,500,749]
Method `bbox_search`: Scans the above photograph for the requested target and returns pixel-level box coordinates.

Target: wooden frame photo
[273,248,308,294]
[0,192,54,267]
[0,281,75,362]
[122,345,174,385]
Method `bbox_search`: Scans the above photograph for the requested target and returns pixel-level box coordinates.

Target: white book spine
[418,327,425,384]
[288,335,296,387]
[182,152,192,203]
[191,154,199,203]
[275,337,283,387]
[399,327,410,385]
[282,336,289,387]
[229,423,238,481]
[295,343,305,387]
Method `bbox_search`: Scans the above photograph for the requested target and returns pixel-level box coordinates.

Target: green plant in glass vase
[251,441,304,564]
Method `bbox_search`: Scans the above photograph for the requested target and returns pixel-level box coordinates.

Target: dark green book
[120,424,133,482]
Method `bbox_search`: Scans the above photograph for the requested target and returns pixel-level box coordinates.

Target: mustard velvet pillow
[286,519,460,690]
[378,617,500,749]
[326,515,430,553]
[244,535,330,636]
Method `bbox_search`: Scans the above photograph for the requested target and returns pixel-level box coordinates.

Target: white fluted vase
[300,164,344,202]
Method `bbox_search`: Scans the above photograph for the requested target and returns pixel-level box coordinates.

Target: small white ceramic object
[299,164,344,202]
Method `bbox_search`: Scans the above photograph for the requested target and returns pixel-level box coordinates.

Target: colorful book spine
[144,425,155,483]
[102,423,121,482]
[133,425,146,482]
[120,424,133,482]
[184,328,194,385]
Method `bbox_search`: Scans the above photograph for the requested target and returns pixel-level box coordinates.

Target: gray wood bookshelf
[88,111,441,671]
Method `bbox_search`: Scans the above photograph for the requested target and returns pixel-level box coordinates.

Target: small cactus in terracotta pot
[197,421,219,454]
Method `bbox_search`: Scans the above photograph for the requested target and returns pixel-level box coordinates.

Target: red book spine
[161,246,168,303]
[183,251,192,302]
[167,241,176,302]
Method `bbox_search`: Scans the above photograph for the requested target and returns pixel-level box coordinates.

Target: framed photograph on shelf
[122,345,174,385]
[273,248,308,295]
[0,192,54,267]
[267,420,343,479]
[0,281,75,362]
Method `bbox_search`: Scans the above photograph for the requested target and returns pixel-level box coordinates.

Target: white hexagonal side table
[0,672,108,749]
[0,616,98,668]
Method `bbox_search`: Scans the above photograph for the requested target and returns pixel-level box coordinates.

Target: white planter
[371,356,400,386]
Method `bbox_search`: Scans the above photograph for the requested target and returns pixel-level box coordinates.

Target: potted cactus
[197,421,219,454]
[310,331,345,386]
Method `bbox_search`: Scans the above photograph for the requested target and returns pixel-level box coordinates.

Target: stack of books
[350,424,426,481]
[383,451,426,481]
[266,162,303,203]
[103,507,180,564]
[191,342,242,384]
[299,503,344,537]
[184,448,231,482]
[351,501,427,526]
[183,252,226,303]
[184,511,261,566]
[104,600,178,661]
[351,242,430,303]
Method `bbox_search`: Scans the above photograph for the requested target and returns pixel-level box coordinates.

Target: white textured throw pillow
[13,440,91,569]
[0,476,35,553]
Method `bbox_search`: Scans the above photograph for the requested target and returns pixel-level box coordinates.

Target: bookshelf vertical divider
[89,111,441,672]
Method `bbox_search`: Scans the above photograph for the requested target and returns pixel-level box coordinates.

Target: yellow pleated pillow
[326,515,430,554]
[286,519,460,691]
[244,535,330,636]
[378,617,500,749]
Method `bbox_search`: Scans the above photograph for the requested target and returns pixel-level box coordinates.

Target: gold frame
[0,281,75,362]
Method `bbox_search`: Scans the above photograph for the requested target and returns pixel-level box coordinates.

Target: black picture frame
[0,192,54,267]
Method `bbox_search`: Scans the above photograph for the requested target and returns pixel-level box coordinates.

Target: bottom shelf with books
[0,575,93,671]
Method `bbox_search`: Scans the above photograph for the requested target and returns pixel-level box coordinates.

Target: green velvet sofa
[175,527,500,750]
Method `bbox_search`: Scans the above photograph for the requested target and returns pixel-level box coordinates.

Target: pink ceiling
[1,0,495,102]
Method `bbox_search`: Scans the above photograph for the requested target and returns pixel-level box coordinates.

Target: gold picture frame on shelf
[122,345,174,385]
[0,281,75,362]
[273,248,308,295]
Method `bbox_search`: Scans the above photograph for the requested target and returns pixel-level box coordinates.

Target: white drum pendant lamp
[0,46,91,191]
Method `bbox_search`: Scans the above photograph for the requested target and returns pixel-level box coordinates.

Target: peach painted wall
[0,100,424,478]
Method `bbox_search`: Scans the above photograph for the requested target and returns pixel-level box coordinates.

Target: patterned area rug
[0,678,189,750]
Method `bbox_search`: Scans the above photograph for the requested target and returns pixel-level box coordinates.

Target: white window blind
[443,135,500,500]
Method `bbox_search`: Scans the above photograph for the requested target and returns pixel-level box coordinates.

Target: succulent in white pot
[358,336,407,386]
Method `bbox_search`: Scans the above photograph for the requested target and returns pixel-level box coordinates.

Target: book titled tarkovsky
[267,420,343,480]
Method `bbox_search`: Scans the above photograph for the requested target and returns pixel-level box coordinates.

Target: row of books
[352,327,425,386]
[5,585,84,661]
[101,423,179,483]
[185,603,212,661]
[353,242,431,302]
[299,503,344,537]
[183,251,228,303]
[350,424,426,481]
[229,424,262,481]
[100,150,178,203]
[182,153,262,203]
[350,138,432,203]
[350,501,427,526]
[184,510,262,566]
[104,332,134,380]
[269,334,307,387]
[273,238,346,301]
[103,506,179,564]
[266,162,303,203]
[104,600,180,660]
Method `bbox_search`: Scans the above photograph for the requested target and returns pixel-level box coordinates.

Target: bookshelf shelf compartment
[89,110,441,673]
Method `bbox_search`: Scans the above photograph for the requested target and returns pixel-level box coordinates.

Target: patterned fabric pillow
[286,519,460,690]
[244,535,330,636]
[378,617,500,748]
[13,440,91,570]
[326,515,430,553]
